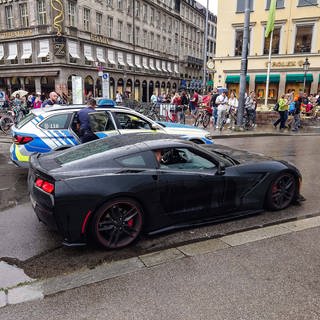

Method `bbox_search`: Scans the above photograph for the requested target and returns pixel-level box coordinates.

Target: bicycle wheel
[0,115,14,134]
[202,113,210,128]
[194,113,201,127]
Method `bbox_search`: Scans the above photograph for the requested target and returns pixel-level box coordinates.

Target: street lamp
[303,57,310,93]
[202,0,209,92]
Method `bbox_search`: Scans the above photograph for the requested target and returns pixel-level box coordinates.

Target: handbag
[273,102,279,111]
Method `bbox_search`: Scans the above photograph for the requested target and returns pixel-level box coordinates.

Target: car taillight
[14,135,33,145]
[35,178,54,194]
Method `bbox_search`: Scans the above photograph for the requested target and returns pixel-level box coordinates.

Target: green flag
[265,0,276,38]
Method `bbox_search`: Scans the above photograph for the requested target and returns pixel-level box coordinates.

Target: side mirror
[216,162,226,175]
[151,123,160,130]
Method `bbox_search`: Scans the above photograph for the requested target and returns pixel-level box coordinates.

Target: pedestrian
[41,91,59,107]
[228,91,238,129]
[76,98,99,143]
[273,94,288,130]
[33,93,42,109]
[291,96,301,132]
[244,91,257,127]
[189,90,199,120]
[150,91,158,106]
[210,87,219,127]
[215,90,229,129]
[115,91,123,105]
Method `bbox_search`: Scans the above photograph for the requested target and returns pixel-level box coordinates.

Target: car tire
[265,172,296,211]
[91,198,143,249]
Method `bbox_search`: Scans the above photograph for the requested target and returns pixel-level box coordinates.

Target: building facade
[214,0,320,102]
[0,0,216,102]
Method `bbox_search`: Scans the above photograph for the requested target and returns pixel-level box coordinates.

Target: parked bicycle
[194,106,212,128]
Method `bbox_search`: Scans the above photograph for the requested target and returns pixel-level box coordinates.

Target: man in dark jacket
[210,87,219,126]
[76,98,99,143]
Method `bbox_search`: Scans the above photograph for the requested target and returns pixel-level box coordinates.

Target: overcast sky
[197,0,218,14]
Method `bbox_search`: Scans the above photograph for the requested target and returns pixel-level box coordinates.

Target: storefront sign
[91,34,109,45]
[53,36,66,57]
[265,60,304,68]
[0,29,33,40]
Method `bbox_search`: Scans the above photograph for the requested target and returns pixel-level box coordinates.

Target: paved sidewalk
[0,216,320,307]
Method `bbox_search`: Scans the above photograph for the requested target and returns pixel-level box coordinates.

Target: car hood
[204,144,274,164]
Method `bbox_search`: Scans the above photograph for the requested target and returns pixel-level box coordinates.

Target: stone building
[0,0,216,102]
[214,0,320,102]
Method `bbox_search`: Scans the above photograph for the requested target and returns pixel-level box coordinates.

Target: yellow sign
[51,0,64,36]
[265,60,304,68]
[0,29,33,39]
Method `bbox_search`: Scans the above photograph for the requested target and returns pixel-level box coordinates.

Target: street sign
[102,73,110,98]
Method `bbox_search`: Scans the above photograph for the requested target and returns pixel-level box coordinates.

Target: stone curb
[2,214,320,309]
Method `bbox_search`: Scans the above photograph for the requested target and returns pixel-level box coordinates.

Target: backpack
[289,102,295,114]
[273,102,279,111]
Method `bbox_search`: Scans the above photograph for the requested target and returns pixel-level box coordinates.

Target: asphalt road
[0,135,319,280]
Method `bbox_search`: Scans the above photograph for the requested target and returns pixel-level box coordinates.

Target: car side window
[115,153,147,167]
[114,112,152,130]
[88,112,115,132]
[155,147,216,171]
[39,113,71,130]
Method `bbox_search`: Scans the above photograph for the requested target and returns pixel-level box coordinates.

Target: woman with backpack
[273,94,288,130]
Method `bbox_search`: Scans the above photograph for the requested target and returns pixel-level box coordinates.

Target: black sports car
[28,133,303,249]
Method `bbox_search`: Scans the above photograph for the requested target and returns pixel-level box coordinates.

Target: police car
[10,104,214,167]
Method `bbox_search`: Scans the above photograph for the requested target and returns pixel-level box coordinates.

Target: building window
[5,5,14,29]
[96,12,102,34]
[150,7,154,26]
[127,0,132,15]
[83,8,90,32]
[150,32,154,49]
[234,29,243,56]
[143,4,148,22]
[107,16,113,38]
[127,24,132,43]
[106,0,113,8]
[294,25,313,53]
[264,27,281,54]
[156,11,160,28]
[135,1,140,18]
[135,27,140,46]
[37,0,47,25]
[118,21,123,41]
[156,34,161,51]
[143,30,147,47]
[117,0,123,10]
[298,0,317,6]
[236,0,253,12]
[68,1,76,27]
[19,3,29,28]
[266,0,284,9]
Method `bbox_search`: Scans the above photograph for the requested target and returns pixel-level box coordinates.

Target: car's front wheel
[91,198,143,249]
[265,172,296,211]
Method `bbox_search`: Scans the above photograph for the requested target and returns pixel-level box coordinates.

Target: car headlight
[205,133,213,140]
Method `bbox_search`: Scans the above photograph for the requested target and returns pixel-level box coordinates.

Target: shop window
[294,25,313,53]
[263,27,281,54]
[24,57,32,64]
[10,58,18,65]
[266,0,284,9]
[41,55,50,63]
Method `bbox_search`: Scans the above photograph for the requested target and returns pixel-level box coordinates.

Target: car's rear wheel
[265,172,296,211]
[91,198,143,249]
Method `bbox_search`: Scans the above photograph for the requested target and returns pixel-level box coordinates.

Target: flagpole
[264,30,273,108]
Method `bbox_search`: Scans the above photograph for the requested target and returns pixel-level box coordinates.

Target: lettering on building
[91,34,109,45]
[265,60,305,68]
[0,29,33,40]
[53,36,66,57]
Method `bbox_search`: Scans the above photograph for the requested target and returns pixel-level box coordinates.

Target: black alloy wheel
[0,115,14,134]
[266,172,296,211]
[92,198,143,249]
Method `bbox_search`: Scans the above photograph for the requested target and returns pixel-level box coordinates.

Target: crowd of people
[273,90,320,132]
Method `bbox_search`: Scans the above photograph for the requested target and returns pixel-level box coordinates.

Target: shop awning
[286,74,313,83]
[255,74,280,83]
[225,75,250,83]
